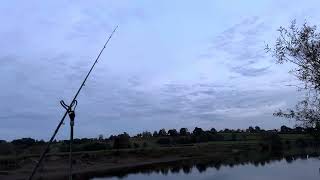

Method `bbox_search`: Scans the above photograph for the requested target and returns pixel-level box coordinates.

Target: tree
[168,129,178,136]
[210,128,217,133]
[142,131,152,138]
[153,131,158,137]
[280,125,292,133]
[294,126,304,133]
[98,134,104,141]
[12,138,36,147]
[192,127,204,136]
[179,128,189,136]
[246,126,255,133]
[158,128,167,136]
[109,135,116,140]
[267,20,320,127]
[113,132,131,149]
[254,126,261,132]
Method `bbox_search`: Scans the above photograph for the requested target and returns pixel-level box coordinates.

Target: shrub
[113,133,131,149]
[11,138,36,147]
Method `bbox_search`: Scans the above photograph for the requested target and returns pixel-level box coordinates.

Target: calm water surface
[92,158,320,180]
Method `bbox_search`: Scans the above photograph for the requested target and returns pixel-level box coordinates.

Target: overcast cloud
[1,1,319,140]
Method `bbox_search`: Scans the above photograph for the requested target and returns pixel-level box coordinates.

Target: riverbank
[1,139,320,180]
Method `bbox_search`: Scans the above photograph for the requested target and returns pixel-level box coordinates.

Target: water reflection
[82,151,320,180]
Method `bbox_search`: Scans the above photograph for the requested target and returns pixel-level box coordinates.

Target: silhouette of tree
[98,134,104,141]
[153,131,158,137]
[11,138,36,147]
[168,129,178,136]
[179,128,189,136]
[109,135,116,140]
[280,125,292,133]
[247,126,255,133]
[142,131,152,138]
[113,132,131,149]
[255,126,261,132]
[182,165,191,174]
[193,127,204,136]
[210,128,217,133]
[294,126,304,133]
[267,20,320,127]
[158,128,167,136]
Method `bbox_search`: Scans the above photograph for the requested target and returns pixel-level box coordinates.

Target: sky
[1,0,320,140]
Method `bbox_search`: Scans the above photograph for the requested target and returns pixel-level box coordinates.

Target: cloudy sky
[1,0,320,140]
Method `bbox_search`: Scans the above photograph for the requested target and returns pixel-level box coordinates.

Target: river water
[92,157,320,180]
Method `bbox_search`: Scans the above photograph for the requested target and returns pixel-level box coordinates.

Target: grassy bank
[1,132,320,180]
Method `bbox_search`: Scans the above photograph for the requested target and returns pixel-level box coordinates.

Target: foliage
[179,128,189,136]
[153,131,158,137]
[158,129,167,136]
[210,128,217,133]
[168,129,178,136]
[113,133,131,149]
[192,127,204,136]
[11,138,36,147]
[3,125,320,156]
[142,131,152,138]
[267,20,320,127]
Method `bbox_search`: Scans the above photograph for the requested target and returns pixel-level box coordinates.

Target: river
[92,156,320,180]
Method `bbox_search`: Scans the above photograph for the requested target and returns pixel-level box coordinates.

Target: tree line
[1,125,320,155]
[0,125,316,145]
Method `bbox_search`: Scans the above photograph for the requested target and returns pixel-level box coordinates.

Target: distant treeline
[0,125,319,156]
[132,125,314,138]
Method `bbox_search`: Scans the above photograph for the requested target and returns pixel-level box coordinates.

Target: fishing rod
[28,26,118,180]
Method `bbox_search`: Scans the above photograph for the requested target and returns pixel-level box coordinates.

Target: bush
[113,133,131,149]
[11,138,36,147]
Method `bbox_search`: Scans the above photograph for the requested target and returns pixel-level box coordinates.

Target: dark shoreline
[1,140,320,180]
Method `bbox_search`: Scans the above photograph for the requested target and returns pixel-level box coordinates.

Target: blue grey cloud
[1,1,317,140]
[232,66,270,77]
